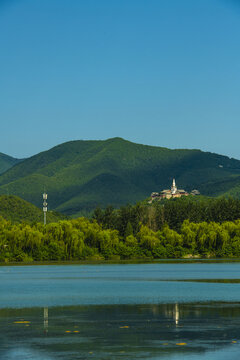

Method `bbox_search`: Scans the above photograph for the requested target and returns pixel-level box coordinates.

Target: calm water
[1,263,240,359]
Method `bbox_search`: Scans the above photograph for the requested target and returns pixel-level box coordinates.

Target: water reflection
[1,303,240,359]
[4,348,53,360]
[2,264,240,308]
[174,303,179,325]
[44,307,48,334]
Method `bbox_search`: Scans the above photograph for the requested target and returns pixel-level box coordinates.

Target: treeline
[93,197,240,234]
[1,197,240,262]
[1,213,240,262]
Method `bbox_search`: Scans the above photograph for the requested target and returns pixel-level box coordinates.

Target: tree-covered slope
[0,153,21,175]
[0,137,240,216]
[0,195,66,223]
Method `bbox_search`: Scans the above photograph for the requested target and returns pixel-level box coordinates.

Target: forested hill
[0,152,21,175]
[0,195,66,223]
[0,137,240,216]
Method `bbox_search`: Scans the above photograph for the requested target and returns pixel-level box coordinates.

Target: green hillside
[0,195,66,223]
[0,153,21,175]
[0,138,240,216]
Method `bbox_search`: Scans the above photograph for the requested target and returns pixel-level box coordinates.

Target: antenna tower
[43,192,48,225]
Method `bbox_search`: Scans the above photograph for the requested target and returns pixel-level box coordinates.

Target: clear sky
[1,0,240,159]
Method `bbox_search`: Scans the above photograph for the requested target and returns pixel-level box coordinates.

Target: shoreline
[1,258,240,266]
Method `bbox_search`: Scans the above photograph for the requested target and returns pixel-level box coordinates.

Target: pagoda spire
[171,178,177,194]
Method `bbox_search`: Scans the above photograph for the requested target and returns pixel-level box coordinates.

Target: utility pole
[43,192,48,225]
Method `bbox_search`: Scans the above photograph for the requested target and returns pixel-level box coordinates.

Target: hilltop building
[150,179,200,202]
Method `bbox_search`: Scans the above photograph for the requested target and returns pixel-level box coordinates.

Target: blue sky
[0,0,240,159]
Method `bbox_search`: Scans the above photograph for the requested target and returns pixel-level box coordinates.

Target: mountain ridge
[0,152,22,175]
[1,137,240,216]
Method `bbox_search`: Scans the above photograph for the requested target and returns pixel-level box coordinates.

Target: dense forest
[1,197,240,262]
[93,196,240,233]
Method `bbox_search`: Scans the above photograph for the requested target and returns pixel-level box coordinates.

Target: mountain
[0,195,67,223]
[0,137,240,216]
[0,153,22,175]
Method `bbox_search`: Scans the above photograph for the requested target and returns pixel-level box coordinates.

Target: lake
[1,263,240,359]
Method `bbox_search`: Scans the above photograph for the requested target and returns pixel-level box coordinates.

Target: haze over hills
[1,137,240,216]
[0,153,22,175]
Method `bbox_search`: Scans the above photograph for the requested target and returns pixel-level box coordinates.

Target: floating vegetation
[14,321,30,324]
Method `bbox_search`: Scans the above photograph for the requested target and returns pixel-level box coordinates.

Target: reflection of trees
[147,303,240,321]
[2,302,240,324]
[2,303,240,358]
